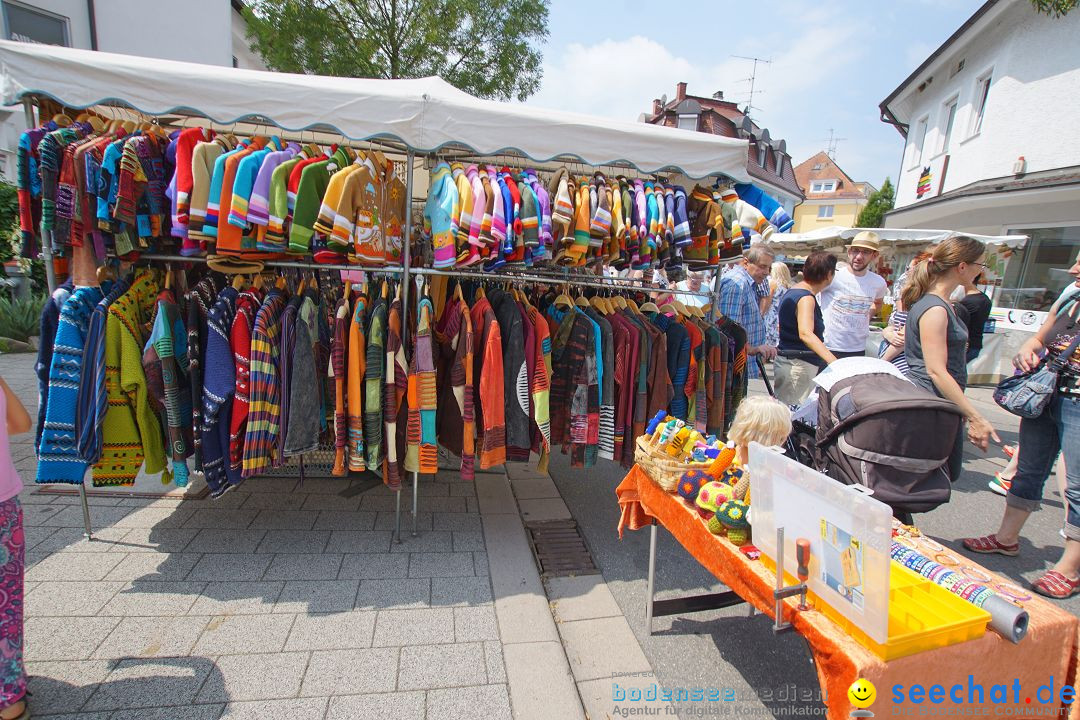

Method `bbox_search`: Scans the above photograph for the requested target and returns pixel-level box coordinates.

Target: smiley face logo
[848,678,876,709]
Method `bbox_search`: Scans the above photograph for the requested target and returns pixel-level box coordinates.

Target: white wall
[231,7,265,70]
[1,0,91,48]
[890,0,1080,209]
[94,0,231,66]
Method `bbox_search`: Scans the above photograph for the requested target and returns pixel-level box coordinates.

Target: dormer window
[811,180,837,193]
[673,98,702,132]
[757,143,768,167]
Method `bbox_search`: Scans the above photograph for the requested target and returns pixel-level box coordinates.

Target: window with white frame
[940,97,958,154]
[910,116,929,168]
[817,205,834,219]
[970,71,992,136]
[757,143,768,167]
[677,114,698,131]
[811,180,837,193]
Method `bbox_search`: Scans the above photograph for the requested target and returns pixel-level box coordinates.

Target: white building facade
[879,0,1080,311]
[0,0,264,176]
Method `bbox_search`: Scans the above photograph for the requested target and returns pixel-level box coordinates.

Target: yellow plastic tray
[766,558,990,660]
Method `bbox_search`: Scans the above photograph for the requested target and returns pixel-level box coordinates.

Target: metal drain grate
[525,519,599,577]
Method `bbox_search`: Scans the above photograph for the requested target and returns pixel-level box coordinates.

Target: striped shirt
[242,290,287,477]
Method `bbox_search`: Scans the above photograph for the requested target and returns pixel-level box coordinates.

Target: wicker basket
[634,436,711,492]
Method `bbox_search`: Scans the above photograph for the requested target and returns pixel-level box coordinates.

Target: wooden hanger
[275,273,287,291]
[252,273,264,290]
[612,295,626,310]
[658,301,679,316]
[689,304,706,319]
[232,273,246,290]
[164,264,172,291]
[344,280,353,300]
[381,279,389,299]
[553,284,573,309]
[574,292,591,309]
[640,301,660,313]
[672,300,691,318]
[297,273,308,296]
[625,296,641,313]
[589,295,606,315]
[52,113,73,127]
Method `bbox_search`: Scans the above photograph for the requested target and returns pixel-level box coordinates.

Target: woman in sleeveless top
[903,236,1000,485]
[773,251,838,406]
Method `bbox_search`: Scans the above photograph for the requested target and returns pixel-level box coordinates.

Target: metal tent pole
[707,266,725,323]
[395,150,416,543]
[79,483,94,540]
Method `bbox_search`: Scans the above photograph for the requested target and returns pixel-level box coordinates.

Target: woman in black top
[959,273,993,362]
[773,251,838,406]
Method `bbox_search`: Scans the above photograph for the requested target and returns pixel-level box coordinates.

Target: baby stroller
[760,357,964,519]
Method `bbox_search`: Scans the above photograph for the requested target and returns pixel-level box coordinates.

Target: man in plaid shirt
[717,244,777,378]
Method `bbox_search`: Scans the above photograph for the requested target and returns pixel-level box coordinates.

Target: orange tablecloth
[617,464,1080,719]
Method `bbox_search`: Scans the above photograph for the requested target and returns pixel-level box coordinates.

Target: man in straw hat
[818,230,888,359]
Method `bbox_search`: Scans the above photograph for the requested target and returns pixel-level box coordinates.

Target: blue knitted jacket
[37,286,104,484]
[200,286,238,495]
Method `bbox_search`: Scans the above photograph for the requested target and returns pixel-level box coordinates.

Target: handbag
[994,331,1080,418]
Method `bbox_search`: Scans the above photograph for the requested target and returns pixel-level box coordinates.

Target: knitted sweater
[241,289,287,477]
[425,163,458,268]
[201,286,238,495]
[142,290,193,487]
[364,297,387,469]
[229,288,262,470]
[283,295,321,456]
[94,273,166,486]
[489,290,529,460]
[471,296,505,469]
[383,298,408,490]
[76,279,128,465]
[35,284,72,450]
[331,296,350,476]
[433,297,475,480]
[405,297,438,475]
[346,294,367,471]
[36,286,104,485]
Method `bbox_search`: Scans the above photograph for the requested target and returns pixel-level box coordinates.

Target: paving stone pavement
[3,352,528,719]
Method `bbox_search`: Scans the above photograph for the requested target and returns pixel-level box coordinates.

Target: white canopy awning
[0,39,751,181]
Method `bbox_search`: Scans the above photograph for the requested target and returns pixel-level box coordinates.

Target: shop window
[996,225,1080,310]
[817,205,834,220]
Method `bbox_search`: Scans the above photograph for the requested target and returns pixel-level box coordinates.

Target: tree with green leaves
[242,0,550,102]
[1030,0,1076,16]
[856,178,895,229]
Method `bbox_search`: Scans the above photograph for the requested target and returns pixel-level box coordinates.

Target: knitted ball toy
[676,469,711,502]
[696,481,735,518]
[716,500,752,546]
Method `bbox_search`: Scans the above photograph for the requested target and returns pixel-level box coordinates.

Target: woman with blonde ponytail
[904,236,1001,483]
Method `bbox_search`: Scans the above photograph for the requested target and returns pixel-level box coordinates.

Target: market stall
[2,40,754,542]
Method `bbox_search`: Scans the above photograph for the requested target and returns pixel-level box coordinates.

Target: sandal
[0,699,28,720]
[1032,570,1080,599]
[962,534,1020,556]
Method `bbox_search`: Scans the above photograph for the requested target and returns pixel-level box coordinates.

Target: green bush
[0,293,45,342]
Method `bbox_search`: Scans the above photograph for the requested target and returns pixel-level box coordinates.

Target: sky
[523,0,986,189]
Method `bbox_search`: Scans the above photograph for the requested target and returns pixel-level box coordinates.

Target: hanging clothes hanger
[574,290,591,309]
[52,112,73,127]
[553,283,573,309]
[252,273,264,291]
[640,300,660,314]
[232,273,247,290]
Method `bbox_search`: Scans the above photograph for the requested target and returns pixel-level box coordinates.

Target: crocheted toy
[720,466,751,502]
[676,469,712,503]
[716,500,751,546]
[707,515,726,535]
[706,443,736,478]
[695,481,735,519]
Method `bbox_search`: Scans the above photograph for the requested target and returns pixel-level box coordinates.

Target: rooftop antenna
[731,55,771,117]
[824,128,847,160]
